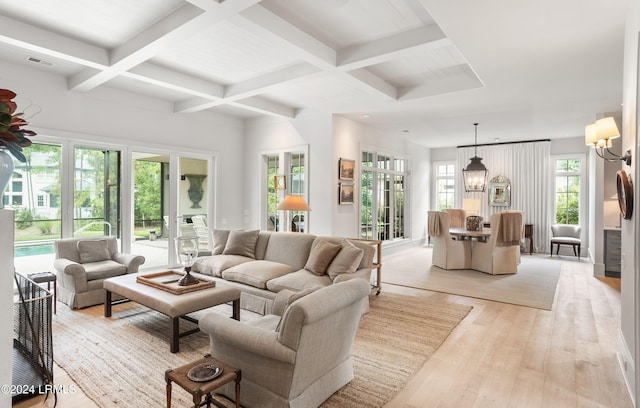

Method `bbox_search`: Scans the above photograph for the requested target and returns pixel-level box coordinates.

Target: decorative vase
[466,215,483,231]
[185,174,206,209]
[0,148,14,209]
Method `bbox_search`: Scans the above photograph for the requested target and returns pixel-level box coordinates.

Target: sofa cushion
[314,236,375,269]
[222,260,296,289]
[327,240,365,281]
[223,230,259,258]
[192,255,253,277]
[83,260,127,281]
[212,229,230,255]
[263,232,316,269]
[304,239,341,275]
[266,269,332,292]
[77,240,111,263]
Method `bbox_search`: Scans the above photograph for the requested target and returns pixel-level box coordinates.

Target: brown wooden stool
[165,354,240,408]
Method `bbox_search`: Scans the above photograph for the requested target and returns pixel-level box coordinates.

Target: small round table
[165,354,240,408]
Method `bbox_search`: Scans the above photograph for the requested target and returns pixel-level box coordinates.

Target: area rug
[383,247,563,310]
[52,293,471,408]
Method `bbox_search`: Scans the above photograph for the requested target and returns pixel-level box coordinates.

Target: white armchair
[199,279,371,408]
[550,224,581,258]
[470,212,522,275]
[428,211,471,270]
[53,236,145,309]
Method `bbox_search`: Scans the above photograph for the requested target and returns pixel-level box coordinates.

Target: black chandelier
[462,123,488,192]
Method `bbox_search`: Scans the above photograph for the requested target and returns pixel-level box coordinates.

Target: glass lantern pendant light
[463,123,488,192]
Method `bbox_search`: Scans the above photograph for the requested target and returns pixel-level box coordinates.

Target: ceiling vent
[26,56,54,66]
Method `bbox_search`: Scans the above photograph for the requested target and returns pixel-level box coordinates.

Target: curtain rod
[457,138,551,149]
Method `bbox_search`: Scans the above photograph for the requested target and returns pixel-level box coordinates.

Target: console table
[524,224,533,254]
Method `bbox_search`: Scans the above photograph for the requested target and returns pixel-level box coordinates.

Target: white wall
[244,115,431,242]
[243,114,333,235]
[332,116,430,243]
[620,0,640,400]
[0,59,246,229]
[0,210,14,408]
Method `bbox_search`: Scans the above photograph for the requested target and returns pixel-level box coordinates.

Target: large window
[265,154,279,231]
[434,162,455,210]
[554,158,581,224]
[360,150,408,241]
[262,149,307,232]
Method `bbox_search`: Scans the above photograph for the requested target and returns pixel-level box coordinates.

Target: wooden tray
[136,271,215,295]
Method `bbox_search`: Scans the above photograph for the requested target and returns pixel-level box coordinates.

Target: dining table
[449,228,492,242]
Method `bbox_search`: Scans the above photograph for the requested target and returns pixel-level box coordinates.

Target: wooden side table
[165,354,241,408]
[524,224,534,254]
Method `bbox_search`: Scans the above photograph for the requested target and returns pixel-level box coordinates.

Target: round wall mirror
[616,170,633,220]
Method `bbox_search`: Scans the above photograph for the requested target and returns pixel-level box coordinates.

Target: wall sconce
[585,117,632,165]
[463,123,488,192]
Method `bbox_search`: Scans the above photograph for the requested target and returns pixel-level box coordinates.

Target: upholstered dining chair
[470,212,522,275]
[428,211,471,270]
[444,208,466,228]
[550,224,582,258]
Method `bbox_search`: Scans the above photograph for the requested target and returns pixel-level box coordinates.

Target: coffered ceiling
[0,0,628,147]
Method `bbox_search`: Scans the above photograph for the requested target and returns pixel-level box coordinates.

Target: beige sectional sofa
[191,230,376,314]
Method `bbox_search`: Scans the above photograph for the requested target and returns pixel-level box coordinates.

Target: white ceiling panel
[105,76,191,102]
[0,0,628,146]
[151,20,300,85]
[367,44,470,87]
[0,0,184,48]
[261,0,431,49]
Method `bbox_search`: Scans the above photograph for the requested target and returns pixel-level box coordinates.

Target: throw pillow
[77,239,111,263]
[327,239,365,281]
[212,229,230,255]
[304,239,342,275]
[223,230,260,258]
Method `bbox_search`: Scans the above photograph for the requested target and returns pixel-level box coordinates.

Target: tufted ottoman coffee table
[104,272,241,353]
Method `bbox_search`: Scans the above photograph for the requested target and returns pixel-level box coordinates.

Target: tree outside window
[555,158,580,224]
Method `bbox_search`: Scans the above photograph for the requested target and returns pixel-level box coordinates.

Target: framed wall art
[273,175,286,190]
[488,175,511,207]
[339,158,355,180]
[339,183,354,205]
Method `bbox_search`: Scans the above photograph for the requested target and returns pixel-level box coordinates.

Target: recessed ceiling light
[363,114,369,118]
[495,138,500,142]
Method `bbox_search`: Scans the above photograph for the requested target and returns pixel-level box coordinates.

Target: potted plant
[0,89,37,207]
[0,89,36,162]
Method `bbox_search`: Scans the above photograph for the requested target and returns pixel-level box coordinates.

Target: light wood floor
[16,256,632,408]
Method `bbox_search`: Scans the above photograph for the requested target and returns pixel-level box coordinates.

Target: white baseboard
[617,329,636,406]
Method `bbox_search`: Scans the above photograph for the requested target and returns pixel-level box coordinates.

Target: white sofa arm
[112,253,146,273]
[199,312,296,364]
[53,258,88,292]
[333,267,371,284]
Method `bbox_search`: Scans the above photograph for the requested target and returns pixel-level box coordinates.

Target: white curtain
[456,141,551,253]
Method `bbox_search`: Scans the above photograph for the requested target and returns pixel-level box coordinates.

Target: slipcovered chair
[470,212,522,275]
[550,224,582,258]
[444,208,466,228]
[53,236,145,309]
[199,278,371,408]
[428,211,471,270]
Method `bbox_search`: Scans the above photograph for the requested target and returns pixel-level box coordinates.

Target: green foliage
[134,160,161,222]
[14,207,33,229]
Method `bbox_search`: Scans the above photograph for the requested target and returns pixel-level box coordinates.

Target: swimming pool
[15,243,55,257]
